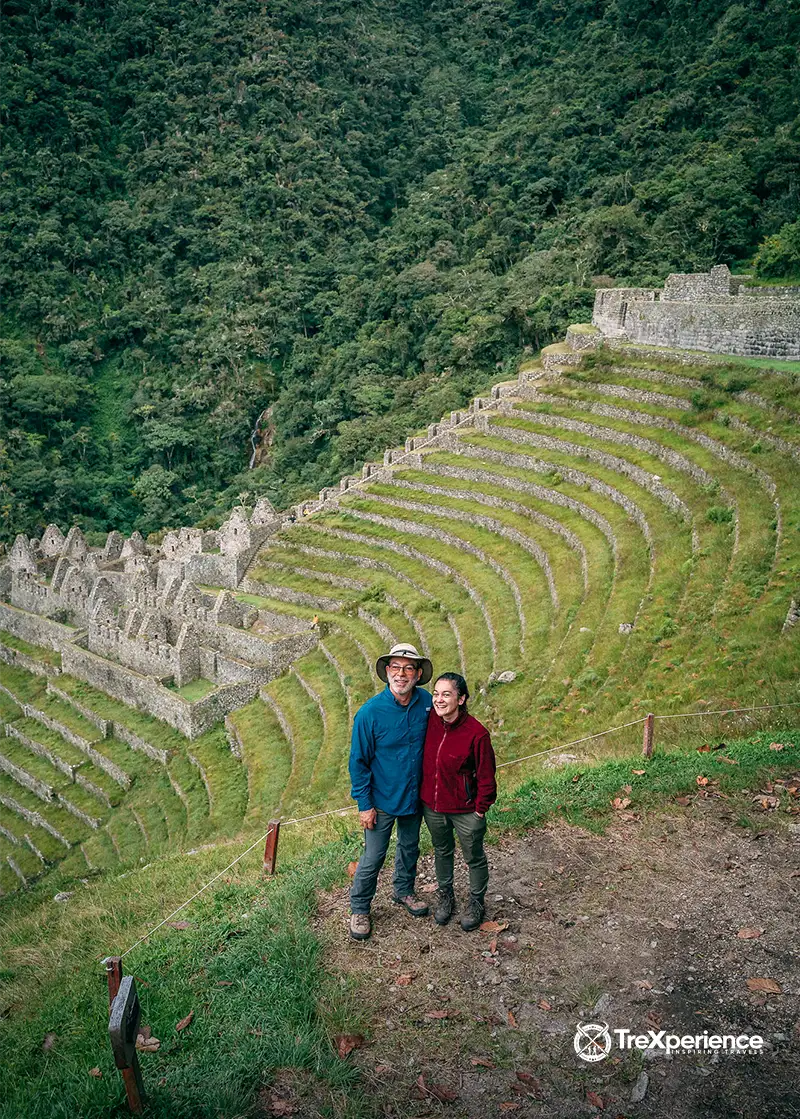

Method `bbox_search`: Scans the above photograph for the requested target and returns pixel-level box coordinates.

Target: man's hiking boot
[349,912,371,940]
[460,897,485,932]
[433,889,455,926]
[392,894,430,918]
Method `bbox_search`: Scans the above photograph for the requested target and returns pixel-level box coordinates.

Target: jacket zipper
[433,723,447,811]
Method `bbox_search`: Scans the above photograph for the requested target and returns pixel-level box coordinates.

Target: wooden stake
[106,956,123,1010]
[642,712,655,758]
[263,819,281,875]
[121,1063,146,1114]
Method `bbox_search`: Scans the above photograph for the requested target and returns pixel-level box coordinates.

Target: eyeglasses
[388,663,419,674]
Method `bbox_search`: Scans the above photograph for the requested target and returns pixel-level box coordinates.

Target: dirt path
[317,800,800,1118]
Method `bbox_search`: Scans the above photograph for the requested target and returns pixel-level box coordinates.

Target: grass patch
[165,678,217,702]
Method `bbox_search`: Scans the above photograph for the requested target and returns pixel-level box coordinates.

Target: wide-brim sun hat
[376,642,433,686]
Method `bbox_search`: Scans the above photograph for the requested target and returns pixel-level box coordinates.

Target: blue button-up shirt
[349,685,432,816]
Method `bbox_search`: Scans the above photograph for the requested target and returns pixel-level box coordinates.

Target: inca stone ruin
[0,501,317,738]
[592,264,800,358]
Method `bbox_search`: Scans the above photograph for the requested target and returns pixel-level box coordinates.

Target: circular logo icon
[574,1021,612,1062]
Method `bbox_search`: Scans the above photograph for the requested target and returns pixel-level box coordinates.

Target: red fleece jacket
[420,708,497,815]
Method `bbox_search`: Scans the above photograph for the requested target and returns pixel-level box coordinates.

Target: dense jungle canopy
[1,0,799,540]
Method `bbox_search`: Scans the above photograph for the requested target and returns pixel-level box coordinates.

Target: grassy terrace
[1,348,800,1115]
[0,629,61,667]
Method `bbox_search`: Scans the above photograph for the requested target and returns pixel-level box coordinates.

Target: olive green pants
[422,805,489,902]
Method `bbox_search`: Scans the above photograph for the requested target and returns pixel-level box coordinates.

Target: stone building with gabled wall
[0,503,317,738]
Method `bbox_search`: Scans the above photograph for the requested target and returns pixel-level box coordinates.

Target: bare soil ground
[315,799,800,1119]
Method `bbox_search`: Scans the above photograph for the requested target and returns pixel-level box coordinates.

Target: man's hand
[360,808,377,830]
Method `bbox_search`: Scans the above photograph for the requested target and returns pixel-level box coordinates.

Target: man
[348,642,433,940]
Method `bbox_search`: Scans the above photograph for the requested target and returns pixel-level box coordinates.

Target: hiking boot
[392,894,430,918]
[349,912,371,940]
[433,889,455,926]
[459,897,485,932]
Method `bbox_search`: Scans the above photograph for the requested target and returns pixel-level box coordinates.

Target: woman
[420,673,497,931]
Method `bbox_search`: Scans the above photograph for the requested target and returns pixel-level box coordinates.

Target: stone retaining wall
[0,791,70,846]
[315,526,498,661]
[419,461,619,558]
[479,418,691,522]
[24,703,131,789]
[0,643,58,678]
[45,682,110,738]
[0,602,75,655]
[224,715,244,760]
[5,723,76,781]
[443,440,654,545]
[240,577,342,611]
[112,722,169,765]
[623,299,800,359]
[0,749,55,801]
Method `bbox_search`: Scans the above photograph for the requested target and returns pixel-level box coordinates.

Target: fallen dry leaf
[470,1057,496,1068]
[635,979,653,991]
[138,1025,152,1040]
[747,977,782,994]
[488,938,498,954]
[395,974,414,987]
[696,775,710,787]
[622,784,633,794]
[88,1067,102,1079]
[335,1033,364,1059]
[769,742,787,752]
[42,1033,56,1052]
[632,769,646,775]
[697,744,711,753]
[374,1063,392,1075]
[175,1011,194,1032]
[413,1075,458,1103]
[737,927,764,939]
[507,1010,519,1029]
[135,1033,161,1053]
[755,795,780,810]
[424,1009,450,1020]
[346,861,358,878]
[612,796,631,810]
[586,1089,605,1109]
[718,755,739,764]
[674,795,692,806]
[216,981,233,987]
[168,920,191,930]
[646,1010,663,1029]
[538,999,552,1011]
[480,920,509,934]
[516,1071,541,1089]
[420,882,438,893]
[659,919,679,929]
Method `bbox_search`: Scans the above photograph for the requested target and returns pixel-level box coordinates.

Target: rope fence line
[495,717,646,769]
[655,700,800,719]
[113,698,799,960]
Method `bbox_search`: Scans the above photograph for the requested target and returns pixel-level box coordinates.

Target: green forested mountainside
[1,0,799,541]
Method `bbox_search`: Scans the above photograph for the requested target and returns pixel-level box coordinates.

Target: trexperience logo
[574,1022,764,1062]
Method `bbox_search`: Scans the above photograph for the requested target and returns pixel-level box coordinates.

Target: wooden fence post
[263,819,281,875]
[106,956,123,1009]
[642,712,655,758]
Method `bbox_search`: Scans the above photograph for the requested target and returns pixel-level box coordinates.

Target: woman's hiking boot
[349,912,371,940]
[433,889,455,925]
[460,896,485,932]
[392,894,430,918]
